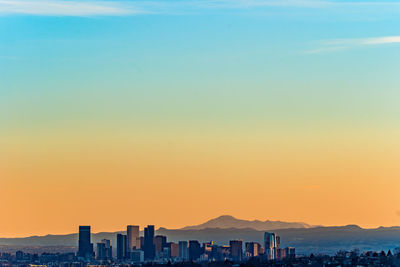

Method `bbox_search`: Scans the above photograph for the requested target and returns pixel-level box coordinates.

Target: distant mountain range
[181,215,313,230]
[1,215,400,255]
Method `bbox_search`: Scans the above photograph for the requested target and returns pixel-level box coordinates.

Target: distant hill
[0,231,124,247]
[180,215,313,230]
[1,226,400,255]
[1,216,400,255]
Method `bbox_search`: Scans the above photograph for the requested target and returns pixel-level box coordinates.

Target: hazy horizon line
[2,217,400,239]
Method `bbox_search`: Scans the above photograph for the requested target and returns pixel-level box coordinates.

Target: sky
[1,0,400,238]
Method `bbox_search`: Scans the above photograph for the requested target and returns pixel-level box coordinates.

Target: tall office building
[136,236,144,250]
[188,240,201,261]
[264,232,276,260]
[97,239,112,260]
[285,247,296,259]
[78,226,93,259]
[117,234,128,260]
[144,225,155,260]
[230,240,243,261]
[275,248,285,260]
[169,242,179,258]
[264,232,287,260]
[178,241,189,260]
[245,242,261,258]
[96,243,106,260]
[154,235,167,255]
[276,236,280,249]
[264,232,276,249]
[127,225,139,252]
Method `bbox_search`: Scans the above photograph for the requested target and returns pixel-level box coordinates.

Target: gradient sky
[1,0,400,238]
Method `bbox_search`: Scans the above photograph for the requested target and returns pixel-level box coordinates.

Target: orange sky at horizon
[2,125,400,238]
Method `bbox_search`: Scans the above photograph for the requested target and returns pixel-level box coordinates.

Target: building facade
[78,226,93,259]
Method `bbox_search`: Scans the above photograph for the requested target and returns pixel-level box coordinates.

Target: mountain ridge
[2,225,400,255]
[180,215,314,230]
[2,215,400,255]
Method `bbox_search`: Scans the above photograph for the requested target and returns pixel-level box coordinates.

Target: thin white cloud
[1,0,400,16]
[0,0,139,16]
[307,36,400,54]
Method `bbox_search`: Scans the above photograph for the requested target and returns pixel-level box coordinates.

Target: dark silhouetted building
[245,242,262,257]
[276,236,280,248]
[97,239,112,260]
[202,241,213,259]
[144,225,155,260]
[169,242,179,258]
[211,245,230,261]
[179,241,189,260]
[78,226,93,259]
[189,240,201,261]
[230,240,243,261]
[154,235,167,256]
[117,234,128,260]
[127,225,139,252]
[275,248,285,259]
[103,239,112,259]
[97,243,106,260]
[130,250,144,262]
[136,236,144,250]
[285,247,296,259]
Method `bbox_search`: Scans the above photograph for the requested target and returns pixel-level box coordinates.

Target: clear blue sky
[1,1,400,129]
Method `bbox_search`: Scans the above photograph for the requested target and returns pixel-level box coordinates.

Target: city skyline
[2,0,400,238]
[76,224,294,262]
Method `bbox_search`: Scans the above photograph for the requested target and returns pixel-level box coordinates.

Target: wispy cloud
[1,0,400,17]
[0,0,140,16]
[307,36,400,54]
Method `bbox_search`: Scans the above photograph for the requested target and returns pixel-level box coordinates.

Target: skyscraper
[117,234,128,260]
[97,239,112,260]
[144,225,155,260]
[245,242,261,258]
[136,236,144,250]
[169,242,179,258]
[154,235,167,256]
[276,235,280,249]
[78,226,93,259]
[188,240,201,261]
[264,232,277,260]
[230,240,243,261]
[96,243,106,260]
[127,225,139,252]
[178,241,189,260]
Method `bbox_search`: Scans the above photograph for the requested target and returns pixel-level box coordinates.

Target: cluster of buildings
[77,225,295,263]
[3,249,400,267]
[263,232,295,261]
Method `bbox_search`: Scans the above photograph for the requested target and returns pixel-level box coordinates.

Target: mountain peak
[209,215,238,222]
[181,215,312,231]
[216,215,236,219]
